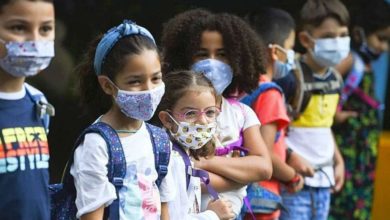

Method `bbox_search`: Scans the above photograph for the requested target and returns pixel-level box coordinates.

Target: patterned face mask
[0,39,54,77]
[191,59,233,95]
[168,114,217,150]
[112,81,165,120]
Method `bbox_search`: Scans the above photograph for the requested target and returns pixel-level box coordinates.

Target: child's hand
[333,159,345,193]
[287,152,315,177]
[334,110,358,124]
[285,174,304,193]
[207,198,235,220]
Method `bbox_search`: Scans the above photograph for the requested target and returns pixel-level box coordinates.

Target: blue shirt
[0,85,50,220]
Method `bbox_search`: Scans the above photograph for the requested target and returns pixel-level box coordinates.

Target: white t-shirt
[168,150,219,220]
[202,98,261,216]
[70,122,176,220]
[285,127,335,187]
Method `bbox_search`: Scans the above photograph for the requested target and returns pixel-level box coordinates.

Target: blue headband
[93,20,156,75]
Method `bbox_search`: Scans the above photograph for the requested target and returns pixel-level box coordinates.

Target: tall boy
[280,0,347,219]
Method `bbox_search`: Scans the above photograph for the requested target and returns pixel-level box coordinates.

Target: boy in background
[245,8,314,220]
[280,0,347,219]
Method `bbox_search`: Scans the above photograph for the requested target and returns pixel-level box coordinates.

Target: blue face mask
[310,36,350,67]
[271,45,296,80]
[191,59,233,95]
[0,39,54,77]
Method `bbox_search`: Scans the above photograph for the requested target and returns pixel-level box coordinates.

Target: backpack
[49,122,170,220]
[239,82,284,143]
[240,82,283,107]
[275,59,343,119]
[25,84,55,133]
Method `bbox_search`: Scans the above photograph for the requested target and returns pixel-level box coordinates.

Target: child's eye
[193,51,208,58]
[217,52,226,58]
[152,76,162,82]
[8,24,26,34]
[128,80,141,85]
[40,25,53,35]
[377,35,389,42]
[184,110,198,119]
[205,109,217,117]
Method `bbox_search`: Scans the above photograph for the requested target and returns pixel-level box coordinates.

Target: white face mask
[168,114,217,150]
[0,39,54,77]
[310,36,350,67]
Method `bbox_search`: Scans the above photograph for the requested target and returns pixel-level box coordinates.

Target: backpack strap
[172,142,219,200]
[145,123,171,187]
[337,52,384,110]
[239,82,283,143]
[25,85,55,133]
[240,82,283,107]
[62,122,126,220]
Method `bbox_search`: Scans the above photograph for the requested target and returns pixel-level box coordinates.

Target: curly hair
[161,9,267,96]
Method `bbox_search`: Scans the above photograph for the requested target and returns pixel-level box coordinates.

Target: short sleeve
[70,133,117,218]
[241,103,261,130]
[252,89,290,130]
[158,142,177,203]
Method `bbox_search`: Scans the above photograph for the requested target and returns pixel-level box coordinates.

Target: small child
[71,20,175,219]
[280,0,348,219]
[161,9,272,217]
[245,7,316,220]
[156,70,235,220]
[0,0,55,219]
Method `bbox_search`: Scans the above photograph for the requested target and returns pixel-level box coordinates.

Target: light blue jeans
[280,185,331,220]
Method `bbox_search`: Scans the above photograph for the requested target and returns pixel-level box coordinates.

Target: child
[331,1,390,219]
[280,0,348,219]
[0,0,55,219]
[72,20,175,219]
[156,70,235,220]
[161,9,272,217]
[244,8,316,220]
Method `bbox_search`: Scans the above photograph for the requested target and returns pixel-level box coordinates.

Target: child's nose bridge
[196,111,209,124]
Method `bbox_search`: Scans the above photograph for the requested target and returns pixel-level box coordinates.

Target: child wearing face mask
[70,20,175,220]
[161,9,272,218]
[0,1,55,219]
[155,70,235,220]
[243,8,319,220]
[279,0,348,219]
[330,1,390,219]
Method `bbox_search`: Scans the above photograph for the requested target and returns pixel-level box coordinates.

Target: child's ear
[97,75,116,96]
[268,44,279,62]
[159,111,174,130]
[298,31,314,50]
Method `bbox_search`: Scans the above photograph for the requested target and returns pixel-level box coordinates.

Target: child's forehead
[307,17,348,37]
[0,0,54,22]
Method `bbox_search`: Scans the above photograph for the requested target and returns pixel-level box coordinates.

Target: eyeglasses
[170,106,221,123]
